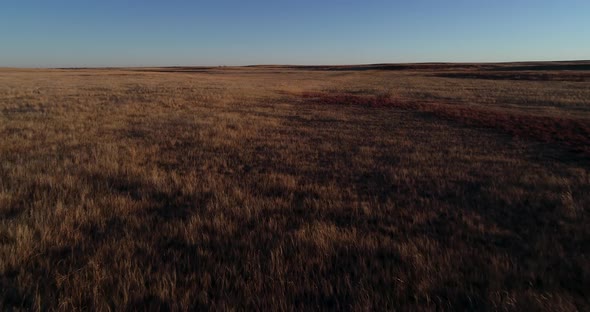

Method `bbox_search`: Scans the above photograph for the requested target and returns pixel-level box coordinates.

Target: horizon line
[2,59,589,70]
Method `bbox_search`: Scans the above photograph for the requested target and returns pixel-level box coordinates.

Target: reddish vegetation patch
[301,92,590,157]
[435,71,590,82]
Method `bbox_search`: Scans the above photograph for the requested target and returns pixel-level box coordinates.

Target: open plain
[1,62,589,310]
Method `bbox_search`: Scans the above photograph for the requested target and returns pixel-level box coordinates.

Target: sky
[1,0,589,67]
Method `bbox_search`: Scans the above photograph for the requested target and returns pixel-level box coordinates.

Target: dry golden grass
[1,64,589,310]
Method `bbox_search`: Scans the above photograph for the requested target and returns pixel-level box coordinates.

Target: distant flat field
[1,62,589,310]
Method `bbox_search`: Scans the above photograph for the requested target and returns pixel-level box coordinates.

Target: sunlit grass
[1,65,589,310]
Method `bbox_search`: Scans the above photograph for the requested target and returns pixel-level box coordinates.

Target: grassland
[1,62,589,310]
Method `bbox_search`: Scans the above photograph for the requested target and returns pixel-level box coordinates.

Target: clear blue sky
[1,0,589,67]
